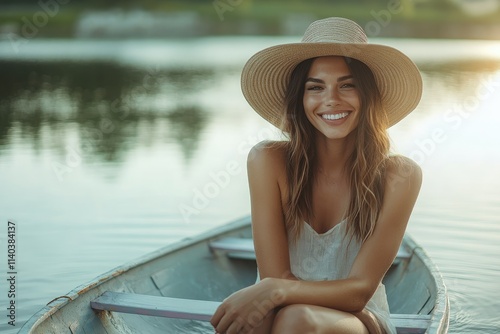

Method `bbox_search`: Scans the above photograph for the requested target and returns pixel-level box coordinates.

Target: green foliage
[1,0,499,38]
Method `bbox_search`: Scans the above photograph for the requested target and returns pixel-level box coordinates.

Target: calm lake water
[0,37,499,333]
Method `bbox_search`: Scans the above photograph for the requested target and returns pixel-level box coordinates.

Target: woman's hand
[210,278,285,334]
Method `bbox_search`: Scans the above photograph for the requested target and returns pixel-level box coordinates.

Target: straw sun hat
[241,17,422,129]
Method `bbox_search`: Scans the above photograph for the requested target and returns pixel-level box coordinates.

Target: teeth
[321,112,349,120]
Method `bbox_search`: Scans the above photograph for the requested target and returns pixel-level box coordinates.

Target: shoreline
[1,6,500,41]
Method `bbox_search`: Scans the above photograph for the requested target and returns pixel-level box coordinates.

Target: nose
[325,87,341,107]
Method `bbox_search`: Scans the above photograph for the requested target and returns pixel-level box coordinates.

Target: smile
[321,112,350,120]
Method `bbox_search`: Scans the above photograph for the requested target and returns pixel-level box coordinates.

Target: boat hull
[19,216,448,334]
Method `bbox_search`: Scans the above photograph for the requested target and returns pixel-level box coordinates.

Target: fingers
[223,316,251,334]
[225,319,244,334]
[211,305,249,334]
[210,304,235,334]
[210,305,224,329]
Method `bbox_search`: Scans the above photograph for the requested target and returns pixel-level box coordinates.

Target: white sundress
[287,220,397,334]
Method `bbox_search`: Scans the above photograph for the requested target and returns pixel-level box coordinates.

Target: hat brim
[241,42,422,129]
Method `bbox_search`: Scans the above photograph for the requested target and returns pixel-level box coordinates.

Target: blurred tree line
[0,0,458,9]
[1,0,498,21]
[0,0,484,12]
[0,0,499,38]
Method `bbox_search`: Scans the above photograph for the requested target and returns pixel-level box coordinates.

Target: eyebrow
[305,75,353,83]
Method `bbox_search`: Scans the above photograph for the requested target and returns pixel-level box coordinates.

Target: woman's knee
[271,304,370,334]
[271,304,317,334]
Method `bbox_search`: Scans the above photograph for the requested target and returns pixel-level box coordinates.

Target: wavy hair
[282,57,390,243]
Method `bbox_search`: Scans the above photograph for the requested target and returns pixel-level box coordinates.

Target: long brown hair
[282,57,390,243]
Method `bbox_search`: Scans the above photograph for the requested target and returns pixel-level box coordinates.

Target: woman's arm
[211,142,296,333]
[247,141,296,280]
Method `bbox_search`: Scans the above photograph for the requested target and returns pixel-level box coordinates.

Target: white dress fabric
[287,220,397,334]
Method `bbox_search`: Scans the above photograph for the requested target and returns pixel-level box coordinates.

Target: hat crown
[301,17,368,44]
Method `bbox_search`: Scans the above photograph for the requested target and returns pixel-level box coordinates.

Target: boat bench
[91,238,422,332]
[91,291,431,334]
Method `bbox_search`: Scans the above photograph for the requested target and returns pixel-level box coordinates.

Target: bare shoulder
[247,140,287,172]
[247,140,288,199]
[385,155,422,191]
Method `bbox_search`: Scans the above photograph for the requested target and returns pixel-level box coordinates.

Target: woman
[211,17,423,334]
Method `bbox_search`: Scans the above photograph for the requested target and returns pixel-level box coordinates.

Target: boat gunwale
[402,235,450,334]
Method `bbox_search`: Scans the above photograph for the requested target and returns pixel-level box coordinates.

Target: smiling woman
[210,17,426,334]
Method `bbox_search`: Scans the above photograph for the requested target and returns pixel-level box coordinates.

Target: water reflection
[0,61,214,163]
[420,59,500,96]
[2,56,499,163]
[167,105,209,162]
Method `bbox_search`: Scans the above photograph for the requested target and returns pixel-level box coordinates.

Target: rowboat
[19,215,449,334]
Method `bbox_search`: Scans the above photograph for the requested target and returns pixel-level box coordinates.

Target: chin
[317,125,357,141]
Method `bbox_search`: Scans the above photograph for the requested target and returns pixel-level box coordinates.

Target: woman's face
[303,56,361,141]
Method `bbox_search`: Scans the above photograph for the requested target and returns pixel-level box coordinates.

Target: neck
[314,134,355,177]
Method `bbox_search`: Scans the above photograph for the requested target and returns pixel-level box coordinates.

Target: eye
[306,85,323,91]
[340,82,356,89]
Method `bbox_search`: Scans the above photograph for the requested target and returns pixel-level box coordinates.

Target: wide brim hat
[241,17,422,129]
